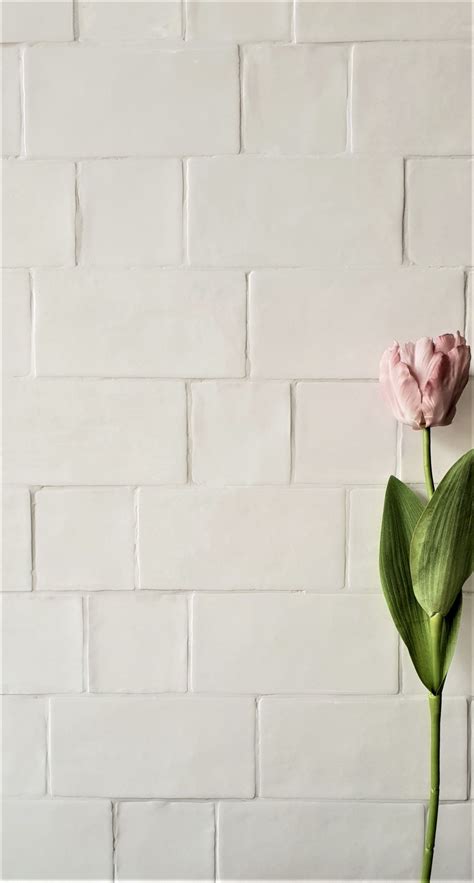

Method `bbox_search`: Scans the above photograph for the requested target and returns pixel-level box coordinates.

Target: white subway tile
[295,1,472,41]
[1,1,73,42]
[401,382,472,485]
[2,487,31,591]
[35,269,245,378]
[192,381,290,485]
[25,46,239,157]
[3,594,83,693]
[2,47,20,155]
[260,697,467,799]
[35,489,134,590]
[2,161,75,268]
[5,379,186,485]
[51,697,255,797]
[79,160,182,266]
[464,575,474,595]
[407,159,472,267]
[4,3,471,869]
[3,697,46,796]
[243,45,347,154]
[193,594,398,693]
[432,803,473,882]
[348,487,385,591]
[116,802,214,881]
[403,595,473,697]
[295,382,396,483]
[3,270,30,376]
[78,1,182,40]
[353,43,470,154]
[218,800,424,881]
[188,157,402,267]
[249,268,465,379]
[187,0,291,41]
[2,800,112,881]
[89,594,187,692]
[139,488,345,590]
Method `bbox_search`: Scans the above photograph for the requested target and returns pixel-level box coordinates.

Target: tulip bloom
[379,333,470,430]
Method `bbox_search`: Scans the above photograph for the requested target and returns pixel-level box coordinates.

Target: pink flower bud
[379,333,471,429]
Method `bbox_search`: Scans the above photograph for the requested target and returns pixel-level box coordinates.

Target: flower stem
[420,614,443,883]
[420,693,442,882]
[422,428,435,499]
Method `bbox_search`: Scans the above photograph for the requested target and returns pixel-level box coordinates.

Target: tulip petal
[433,333,456,354]
[390,360,423,428]
[413,337,437,388]
[422,345,471,427]
[399,340,415,369]
[380,344,424,428]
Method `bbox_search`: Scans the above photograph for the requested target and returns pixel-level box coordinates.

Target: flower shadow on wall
[378,334,472,883]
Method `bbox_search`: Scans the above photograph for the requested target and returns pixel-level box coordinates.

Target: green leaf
[410,449,473,617]
[379,477,435,692]
[440,592,463,687]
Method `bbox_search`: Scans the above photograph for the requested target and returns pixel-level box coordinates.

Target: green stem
[422,428,435,499]
[420,614,443,883]
[420,693,442,882]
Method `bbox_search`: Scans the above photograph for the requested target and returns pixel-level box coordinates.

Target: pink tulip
[380,333,471,429]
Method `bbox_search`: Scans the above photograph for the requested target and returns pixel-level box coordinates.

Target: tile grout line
[4,37,471,48]
[291,0,297,43]
[7,152,472,162]
[0,795,471,806]
[112,801,118,881]
[2,588,432,599]
[3,480,434,492]
[1,795,470,807]
[6,375,390,384]
[7,687,456,699]
[5,259,470,270]
[182,0,188,41]
[72,0,79,41]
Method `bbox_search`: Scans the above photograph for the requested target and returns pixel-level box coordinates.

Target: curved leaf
[440,591,463,688]
[379,477,435,691]
[410,449,473,617]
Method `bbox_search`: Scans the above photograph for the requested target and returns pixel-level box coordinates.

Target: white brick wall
[2,1,472,880]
